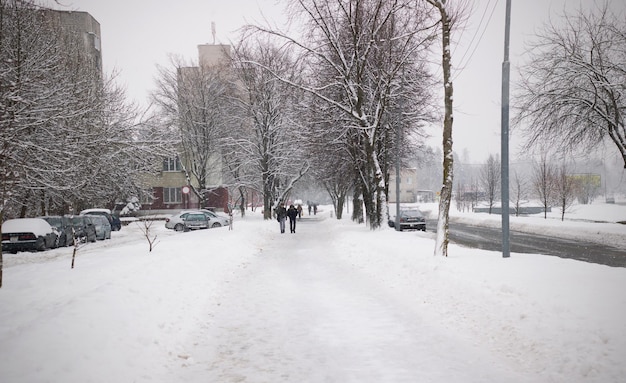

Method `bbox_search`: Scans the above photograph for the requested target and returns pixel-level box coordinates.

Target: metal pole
[501,0,512,258]
[395,123,401,231]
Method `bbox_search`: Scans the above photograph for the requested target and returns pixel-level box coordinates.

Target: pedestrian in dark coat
[276,204,287,233]
[287,204,299,233]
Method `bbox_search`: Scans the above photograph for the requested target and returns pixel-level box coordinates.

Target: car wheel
[175,223,184,232]
[211,222,221,228]
[36,237,46,251]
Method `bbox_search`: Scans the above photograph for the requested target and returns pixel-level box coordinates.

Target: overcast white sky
[47,0,625,163]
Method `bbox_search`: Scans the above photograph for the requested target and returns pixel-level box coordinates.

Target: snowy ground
[1,202,625,382]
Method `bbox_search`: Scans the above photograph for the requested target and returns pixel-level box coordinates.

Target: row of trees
[152,0,626,253]
[1,0,165,221]
[455,154,603,221]
[1,0,175,287]
[150,0,457,238]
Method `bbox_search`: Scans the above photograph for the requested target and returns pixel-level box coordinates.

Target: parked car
[80,208,121,231]
[84,215,111,240]
[182,213,209,231]
[66,215,97,243]
[199,209,230,228]
[388,209,426,231]
[1,218,58,253]
[165,211,198,232]
[40,216,74,247]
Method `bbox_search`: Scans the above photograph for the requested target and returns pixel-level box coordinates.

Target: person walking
[287,204,299,233]
[276,203,287,234]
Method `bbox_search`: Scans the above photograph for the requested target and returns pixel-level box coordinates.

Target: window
[163,157,182,172]
[140,189,154,205]
[163,187,182,204]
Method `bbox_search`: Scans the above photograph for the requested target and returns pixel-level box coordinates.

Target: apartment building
[143,44,231,213]
[43,10,102,75]
[388,168,419,203]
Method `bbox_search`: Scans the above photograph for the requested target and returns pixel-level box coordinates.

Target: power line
[453,0,500,81]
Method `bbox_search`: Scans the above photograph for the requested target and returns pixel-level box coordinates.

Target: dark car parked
[388,209,426,231]
[80,208,121,231]
[66,215,97,243]
[1,218,59,253]
[41,216,75,247]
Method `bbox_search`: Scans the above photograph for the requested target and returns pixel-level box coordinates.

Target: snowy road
[168,217,531,383]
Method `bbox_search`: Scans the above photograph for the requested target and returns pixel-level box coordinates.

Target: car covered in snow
[1,218,59,253]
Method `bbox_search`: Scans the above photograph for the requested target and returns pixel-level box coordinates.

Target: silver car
[199,209,230,228]
[166,210,228,231]
[182,213,209,231]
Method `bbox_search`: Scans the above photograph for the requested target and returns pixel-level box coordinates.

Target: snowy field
[0,202,625,382]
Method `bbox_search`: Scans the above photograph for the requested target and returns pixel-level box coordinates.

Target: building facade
[142,44,232,214]
[388,168,419,203]
[43,10,102,75]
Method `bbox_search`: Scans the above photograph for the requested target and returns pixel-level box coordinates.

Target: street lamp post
[501,0,512,258]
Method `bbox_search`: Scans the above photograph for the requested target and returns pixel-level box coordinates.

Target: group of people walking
[275,201,320,234]
[275,203,299,233]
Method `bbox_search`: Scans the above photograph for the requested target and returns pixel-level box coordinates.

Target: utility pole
[501,0,512,258]
[395,122,401,231]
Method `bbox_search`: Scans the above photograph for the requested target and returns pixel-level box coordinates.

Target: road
[426,219,626,268]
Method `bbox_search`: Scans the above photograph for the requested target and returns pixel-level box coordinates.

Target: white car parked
[165,210,229,232]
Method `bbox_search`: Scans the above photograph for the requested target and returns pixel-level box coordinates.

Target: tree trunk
[432,1,454,257]
[238,186,246,217]
[352,183,364,224]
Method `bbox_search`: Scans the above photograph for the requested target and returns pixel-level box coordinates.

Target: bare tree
[515,2,626,169]
[226,37,310,219]
[480,154,501,214]
[152,56,235,207]
[426,0,470,256]
[533,154,556,219]
[250,0,437,229]
[553,162,577,221]
[1,1,161,286]
[510,170,528,217]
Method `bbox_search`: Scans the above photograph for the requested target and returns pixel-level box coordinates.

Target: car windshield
[44,217,62,227]
[401,210,423,218]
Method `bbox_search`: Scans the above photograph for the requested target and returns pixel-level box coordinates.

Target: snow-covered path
[169,217,530,383]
